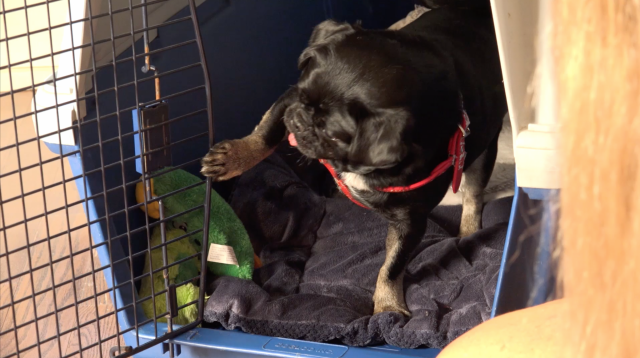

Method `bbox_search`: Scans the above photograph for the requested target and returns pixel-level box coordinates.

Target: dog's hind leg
[459,133,499,237]
[201,87,297,181]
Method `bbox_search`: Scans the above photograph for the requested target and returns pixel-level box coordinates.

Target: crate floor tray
[204,152,512,348]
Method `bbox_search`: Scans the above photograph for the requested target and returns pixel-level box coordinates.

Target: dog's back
[400,3,505,168]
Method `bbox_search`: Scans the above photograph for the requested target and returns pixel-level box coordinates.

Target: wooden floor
[1,92,124,358]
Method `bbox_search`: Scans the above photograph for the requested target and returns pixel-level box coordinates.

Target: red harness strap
[320,110,471,209]
[319,158,370,209]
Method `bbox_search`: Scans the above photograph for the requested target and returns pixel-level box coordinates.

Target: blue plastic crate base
[135,324,441,358]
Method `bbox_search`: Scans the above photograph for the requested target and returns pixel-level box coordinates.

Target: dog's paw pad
[201,140,242,181]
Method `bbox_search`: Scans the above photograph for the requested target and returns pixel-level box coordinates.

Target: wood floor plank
[1,96,123,358]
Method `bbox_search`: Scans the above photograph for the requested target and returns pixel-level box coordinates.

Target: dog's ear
[309,20,355,46]
[298,20,355,70]
[354,109,409,170]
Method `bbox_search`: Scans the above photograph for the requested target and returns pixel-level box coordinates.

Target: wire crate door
[0,0,214,356]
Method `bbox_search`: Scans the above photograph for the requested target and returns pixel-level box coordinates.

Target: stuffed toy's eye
[173,222,188,232]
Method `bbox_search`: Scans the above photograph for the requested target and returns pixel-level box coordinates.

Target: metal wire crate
[1,1,560,357]
[0,0,213,356]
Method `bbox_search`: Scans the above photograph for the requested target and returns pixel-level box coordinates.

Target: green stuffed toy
[138,227,200,325]
[136,167,256,325]
[136,167,255,280]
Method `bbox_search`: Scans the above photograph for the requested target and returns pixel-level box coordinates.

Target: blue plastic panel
[262,338,349,357]
[132,108,142,175]
[491,176,558,318]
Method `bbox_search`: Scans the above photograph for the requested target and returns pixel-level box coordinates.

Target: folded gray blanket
[204,151,510,348]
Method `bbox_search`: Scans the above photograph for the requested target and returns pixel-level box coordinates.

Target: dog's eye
[323,129,340,142]
[347,101,370,122]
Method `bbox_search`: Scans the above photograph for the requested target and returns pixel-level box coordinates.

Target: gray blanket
[204,152,510,348]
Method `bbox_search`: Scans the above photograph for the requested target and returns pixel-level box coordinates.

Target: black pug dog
[201,3,506,316]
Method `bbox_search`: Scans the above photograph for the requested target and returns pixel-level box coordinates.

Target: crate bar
[0,184,202,237]
[1,1,61,356]
[114,227,203,270]
[0,104,205,156]
[3,1,216,357]
[0,60,202,127]
[125,38,196,62]
[0,15,190,61]
[0,245,203,313]
[0,247,202,313]
[136,276,201,307]
[0,16,192,98]
[0,229,202,288]
[0,134,206,188]
[187,0,215,324]
[141,228,202,257]
[0,0,172,39]
[122,62,200,88]
[2,292,129,337]
[3,80,200,352]
[0,273,110,313]
[109,39,197,67]
[140,0,162,101]
[127,0,159,341]
[42,0,87,354]
[0,263,201,316]
[150,251,201,276]
[0,163,205,237]
[0,0,155,16]
[85,0,120,353]
[122,298,200,328]
[3,318,200,358]
[0,131,206,191]
[106,0,142,348]
[158,202,176,357]
[0,0,61,15]
[66,322,200,358]
[0,192,21,358]
[0,81,203,127]
[138,85,205,108]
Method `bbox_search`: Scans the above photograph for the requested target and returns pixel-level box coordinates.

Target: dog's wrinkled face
[284,20,416,175]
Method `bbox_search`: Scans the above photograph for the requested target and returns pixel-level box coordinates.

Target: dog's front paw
[201,136,274,181]
[373,300,411,316]
[373,285,411,316]
[201,139,246,181]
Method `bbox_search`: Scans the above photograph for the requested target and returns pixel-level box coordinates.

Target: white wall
[491,0,560,189]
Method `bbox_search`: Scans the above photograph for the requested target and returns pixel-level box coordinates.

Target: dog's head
[284,20,460,175]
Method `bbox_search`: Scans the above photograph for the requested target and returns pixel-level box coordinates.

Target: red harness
[319,110,471,209]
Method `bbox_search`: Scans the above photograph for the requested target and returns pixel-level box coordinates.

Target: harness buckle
[459,110,471,137]
[457,151,466,170]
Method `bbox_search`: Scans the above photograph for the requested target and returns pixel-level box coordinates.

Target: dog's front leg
[201,87,297,181]
[373,215,427,316]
